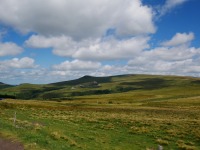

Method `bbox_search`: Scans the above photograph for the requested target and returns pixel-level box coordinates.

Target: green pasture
[0,74,200,149]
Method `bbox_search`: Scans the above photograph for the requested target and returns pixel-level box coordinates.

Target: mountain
[0,74,200,100]
[0,82,13,90]
[50,75,112,86]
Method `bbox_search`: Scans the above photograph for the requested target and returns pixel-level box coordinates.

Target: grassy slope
[0,74,200,149]
[0,82,13,90]
[0,75,113,99]
[1,74,200,100]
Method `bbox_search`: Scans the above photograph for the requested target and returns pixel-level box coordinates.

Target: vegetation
[1,74,200,101]
[0,74,200,149]
[0,82,13,90]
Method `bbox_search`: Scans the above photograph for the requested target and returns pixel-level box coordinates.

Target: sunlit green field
[0,97,200,150]
[0,75,200,149]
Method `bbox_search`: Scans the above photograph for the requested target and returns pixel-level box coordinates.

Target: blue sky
[0,0,200,84]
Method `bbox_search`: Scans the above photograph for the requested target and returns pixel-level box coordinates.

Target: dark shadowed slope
[0,82,13,90]
[50,75,112,86]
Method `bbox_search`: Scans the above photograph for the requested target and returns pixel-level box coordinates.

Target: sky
[0,0,200,84]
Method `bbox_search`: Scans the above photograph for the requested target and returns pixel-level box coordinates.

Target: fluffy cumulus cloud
[128,57,199,75]
[0,42,23,56]
[26,35,76,57]
[0,0,156,83]
[26,31,200,81]
[53,60,101,71]
[0,57,40,84]
[0,57,37,69]
[51,60,102,79]
[0,68,50,84]
[73,36,150,60]
[26,35,150,60]
[128,32,200,75]
[0,0,155,40]
[161,32,194,47]
[0,0,200,84]
[146,45,198,61]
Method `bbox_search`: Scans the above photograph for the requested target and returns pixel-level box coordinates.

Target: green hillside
[0,82,13,90]
[50,75,112,86]
[1,74,200,101]
[0,74,200,149]
[0,82,15,98]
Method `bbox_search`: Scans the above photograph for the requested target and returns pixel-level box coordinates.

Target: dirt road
[0,138,24,150]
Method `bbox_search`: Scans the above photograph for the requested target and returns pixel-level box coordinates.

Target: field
[0,75,200,149]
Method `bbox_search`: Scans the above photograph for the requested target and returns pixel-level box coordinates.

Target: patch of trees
[115,86,139,92]
[120,78,168,90]
[70,86,139,97]
[42,92,64,100]
[16,90,41,99]
[42,86,64,92]
[191,80,200,85]
[0,94,16,99]
[70,89,112,96]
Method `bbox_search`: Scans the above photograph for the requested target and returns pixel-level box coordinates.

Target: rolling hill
[0,82,13,90]
[1,74,200,100]
[1,74,200,149]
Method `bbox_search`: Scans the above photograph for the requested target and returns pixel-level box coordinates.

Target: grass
[1,74,200,100]
[0,74,200,149]
[0,96,200,150]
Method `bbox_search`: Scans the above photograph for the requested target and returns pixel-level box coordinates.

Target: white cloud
[51,63,130,81]
[128,58,200,76]
[0,0,199,84]
[127,33,200,76]
[125,31,200,76]
[161,32,194,47]
[53,59,101,71]
[0,57,37,69]
[74,36,150,60]
[146,45,198,61]
[0,42,23,56]
[0,0,155,40]
[0,68,50,84]
[160,0,189,16]
[25,31,200,81]
[186,66,200,73]
[26,35,150,61]
[26,35,76,57]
